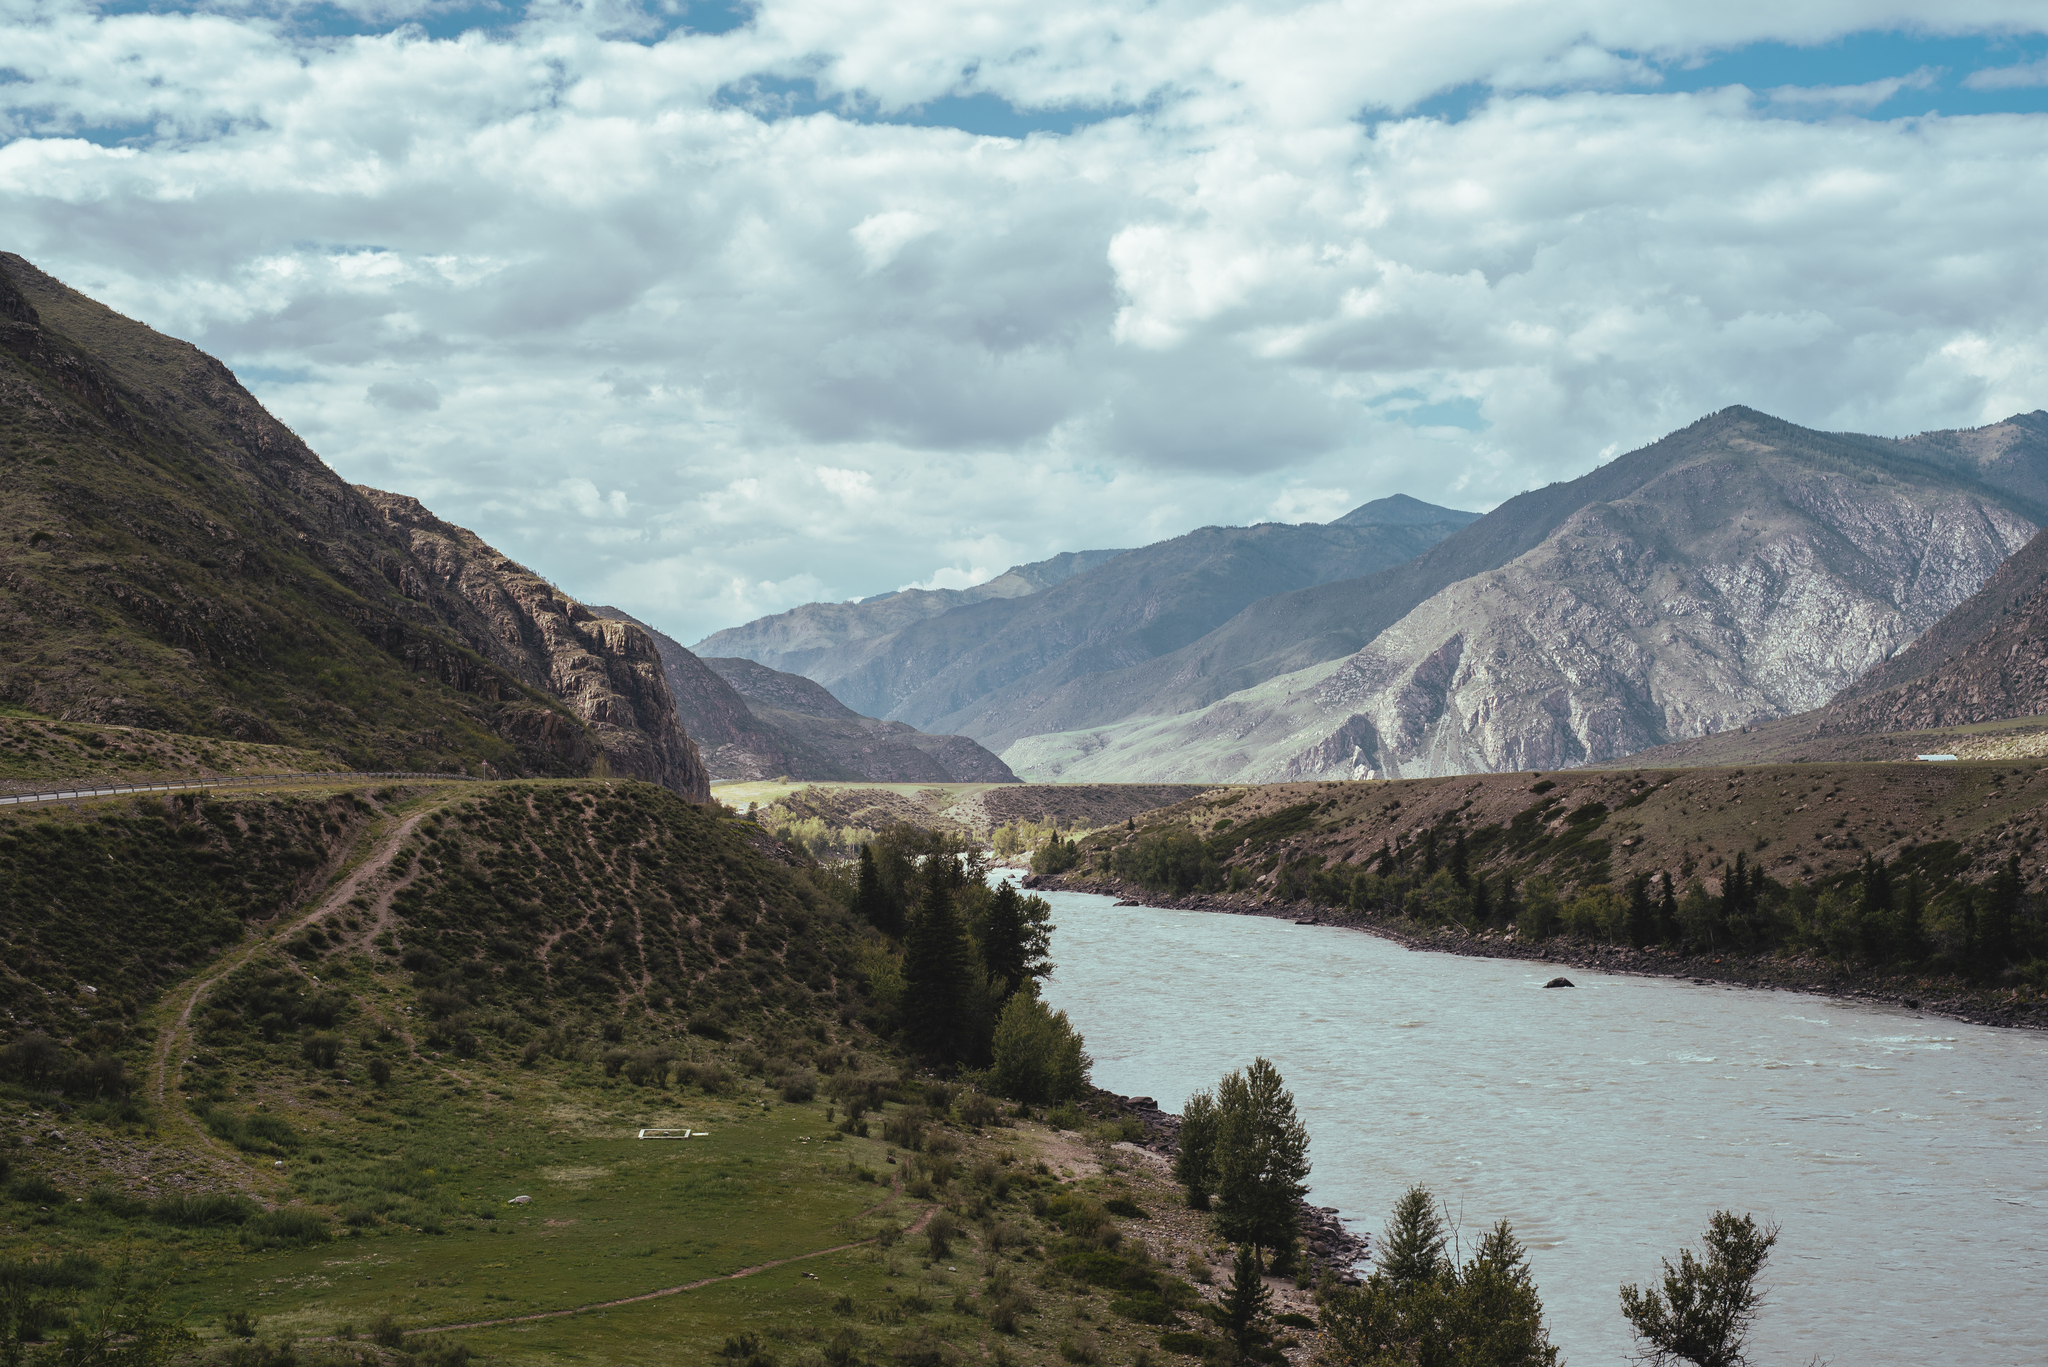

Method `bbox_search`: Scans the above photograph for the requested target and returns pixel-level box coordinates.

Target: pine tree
[1219,1243,1273,1356]
[1449,831,1470,889]
[1619,1211,1778,1367]
[854,844,902,937]
[1658,871,1680,946]
[1213,1058,1311,1258]
[1422,830,1440,877]
[1174,1089,1219,1210]
[1984,854,2022,971]
[1374,843,1395,877]
[1628,873,1654,948]
[1376,1184,1449,1294]
[901,866,974,1061]
[982,882,1052,998]
[1471,874,1492,925]
[1898,873,1926,962]
[1857,855,1894,962]
[1498,872,1518,929]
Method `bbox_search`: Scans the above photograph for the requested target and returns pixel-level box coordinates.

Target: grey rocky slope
[592,606,1016,783]
[693,496,1477,743]
[1005,407,2048,782]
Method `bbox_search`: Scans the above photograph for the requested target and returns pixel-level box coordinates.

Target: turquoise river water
[1030,886,2047,1365]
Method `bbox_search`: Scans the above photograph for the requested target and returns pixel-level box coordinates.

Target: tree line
[1102,813,2047,983]
[846,826,1089,1103]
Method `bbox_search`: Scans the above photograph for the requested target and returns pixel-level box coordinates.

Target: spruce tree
[1174,1089,1219,1210]
[855,844,903,937]
[1422,830,1440,877]
[1214,1058,1311,1259]
[1219,1243,1273,1356]
[1374,842,1395,877]
[1628,873,1654,949]
[901,865,973,1062]
[982,881,1051,999]
[1449,831,1470,889]
[1658,871,1680,946]
[1377,1185,1449,1294]
[1499,872,1518,929]
[1471,874,1492,925]
[1899,873,1926,962]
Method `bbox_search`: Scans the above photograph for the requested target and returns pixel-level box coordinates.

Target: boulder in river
[1543,977,1574,989]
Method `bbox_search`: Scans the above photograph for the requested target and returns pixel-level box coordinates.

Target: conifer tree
[1375,843,1395,877]
[1658,871,1680,945]
[1898,873,1926,962]
[1174,1089,1219,1210]
[1498,872,1518,929]
[1422,830,1440,877]
[901,865,973,1061]
[855,844,903,937]
[982,881,1052,999]
[1628,873,1654,948]
[1471,874,1492,925]
[1376,1185,1448,1294]
[1619,1211,1778,1367]
[1214,1058,1312,1259]
[1219,1244,1273,1357]
[1175,1089,1220,1209]
[1449,831,1470,889]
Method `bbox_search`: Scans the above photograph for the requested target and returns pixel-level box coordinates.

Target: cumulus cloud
[2,0,2047,642]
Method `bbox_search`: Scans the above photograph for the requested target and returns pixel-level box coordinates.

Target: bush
[924,1209,959,1260]
[10,1174,69,1205]
[1104,1197,1147,1219]
[1157,1331,1212,1357]
[777,1067,818,1103]
[368,1313,405,1347]
[622,1049,674,1087]
[301,1032,343,1070]
[366,1058,392,1088]
[86,1185,151,1219]
[153,1192,258,1227]
[241,1209,330,1250]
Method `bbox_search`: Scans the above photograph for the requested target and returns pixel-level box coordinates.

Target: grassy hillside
[0,777,1293,1366]
[0,710,343,794]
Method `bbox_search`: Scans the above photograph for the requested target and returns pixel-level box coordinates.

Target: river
[1030,886,2048,1365]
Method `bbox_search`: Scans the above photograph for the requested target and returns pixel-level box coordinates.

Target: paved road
[0,770,474,809]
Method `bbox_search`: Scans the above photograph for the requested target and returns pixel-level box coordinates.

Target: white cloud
[1964,56,2048,89]
[3,0,2048,643]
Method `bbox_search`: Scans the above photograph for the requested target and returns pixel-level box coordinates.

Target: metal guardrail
[0,770,479,809]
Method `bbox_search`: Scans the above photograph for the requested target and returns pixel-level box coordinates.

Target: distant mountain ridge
[1002,406,2048,782]
[694,499,1479,746]
[592,607,1017,784]
[0,251,707,799]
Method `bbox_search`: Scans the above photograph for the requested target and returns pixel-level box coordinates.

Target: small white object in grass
[508,1195,532,1205]
[637,1128,703,1139]
[1917,754,1959,761]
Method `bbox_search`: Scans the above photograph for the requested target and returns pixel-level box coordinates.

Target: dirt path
[412,1193,938,1337]
[144,795,457,1193]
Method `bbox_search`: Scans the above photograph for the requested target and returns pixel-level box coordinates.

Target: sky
[5,3,2048,644]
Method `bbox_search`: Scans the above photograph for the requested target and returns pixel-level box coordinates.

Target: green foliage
[1619,1211,1779,1367]
[1211,1057,1311,1256]
[1030,835,1082,877]
[981,882,1054,997]
[1217,1244,1272,1356]
[901,864,976,1062]
[989,987,1091,1104]
[149,1193,257,1228]
[1109,828,1217,896]
[240,1209,331,1251]
[1173,1090,1218,1211]
[1321,1188,1558,1367]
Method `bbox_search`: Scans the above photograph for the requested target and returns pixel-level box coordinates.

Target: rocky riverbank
[1097,1089,1371,1287]
[1029,872,2048,1033]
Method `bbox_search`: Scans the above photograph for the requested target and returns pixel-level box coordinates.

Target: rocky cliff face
[361,494,710,801]
[1004,409,2045,782]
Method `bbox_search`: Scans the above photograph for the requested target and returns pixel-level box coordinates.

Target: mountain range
[591,606,1017,783]
[706,408,2048,782]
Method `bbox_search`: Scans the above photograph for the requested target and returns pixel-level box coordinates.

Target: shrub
[924,1209,960,1260]
[622,1049,675,1087]
[1104,1197,1147,1219]
[10,1174,69,1205]
[1157,1331,1212,1357]
[301,1032,343,1070]
[241,1209,330,1250]
[777,1067,818,1103]
[368,1314,406,1348]
[86,1185,150,1218]
[366,1058,392,1088]
[222,1309,258,1339]
[154,1193,258,1227]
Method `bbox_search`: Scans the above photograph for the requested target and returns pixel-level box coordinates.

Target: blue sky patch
[1392,28,2048,124]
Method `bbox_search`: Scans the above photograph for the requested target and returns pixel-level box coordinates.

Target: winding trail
[144,792,461,1193]
[406,1193,939,1337]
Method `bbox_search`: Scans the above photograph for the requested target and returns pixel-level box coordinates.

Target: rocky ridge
[359,492,710,800]
[1006,409,2046,782]
[0,252,695,788]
